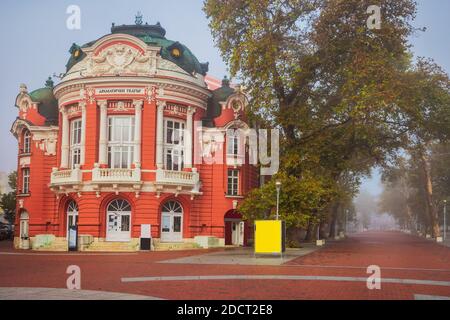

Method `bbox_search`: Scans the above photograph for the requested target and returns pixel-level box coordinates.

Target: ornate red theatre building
[11,18,259,251]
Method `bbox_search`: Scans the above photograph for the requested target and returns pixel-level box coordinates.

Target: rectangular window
[23,131,31,154]
[22,168,30,194]
[164,119,185,171]
[227,169,239,196]
[70,119,82,168]
[227,130,239,156]
[107,116,135,169]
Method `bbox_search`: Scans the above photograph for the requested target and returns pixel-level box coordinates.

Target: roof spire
[135,11,143,25]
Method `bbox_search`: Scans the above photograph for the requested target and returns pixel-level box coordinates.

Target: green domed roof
[29,78,59,125]
[66,16,209,76]
[203,76,236,127]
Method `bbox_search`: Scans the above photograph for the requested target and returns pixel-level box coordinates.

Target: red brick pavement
[1,231,450,299]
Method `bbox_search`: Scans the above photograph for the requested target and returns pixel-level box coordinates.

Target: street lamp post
[275,181,281,220]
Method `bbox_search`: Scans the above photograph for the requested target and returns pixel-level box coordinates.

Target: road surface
[1,231,449,299]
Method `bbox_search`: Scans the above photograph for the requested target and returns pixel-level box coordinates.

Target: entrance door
[67,200,79,251]
[19,211,29,249]
[231,221,245,246]
[161,201,183,242]
[106,199,131,242]
[238,221,245,246]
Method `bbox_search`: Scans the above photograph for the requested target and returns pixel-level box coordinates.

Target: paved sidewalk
[440,238,450,248]
[0,287,162,300]
[158,245,319,266]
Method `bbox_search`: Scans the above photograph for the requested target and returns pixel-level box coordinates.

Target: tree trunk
[400,175,415,233]
[419,150,441,238]
[405,205,415,233]
[328,201,339,238]
[304,220,314,241]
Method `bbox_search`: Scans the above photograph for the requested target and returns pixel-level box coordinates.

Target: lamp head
[275,180,281,191]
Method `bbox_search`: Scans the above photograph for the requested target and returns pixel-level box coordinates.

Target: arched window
[106,199,131,241]
[161,200,183,242]
[23,130,31,154]
[162,200,183,214]
[108,199,132,212]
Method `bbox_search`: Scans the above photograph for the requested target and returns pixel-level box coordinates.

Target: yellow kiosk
[254,220,286,256]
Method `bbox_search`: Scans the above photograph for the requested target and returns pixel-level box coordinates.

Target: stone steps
[83,242,138,252]
[154,242,200,251]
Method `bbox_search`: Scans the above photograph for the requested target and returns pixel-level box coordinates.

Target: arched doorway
[19,211,30,249]
[224,210,245,246]
[106,199,131,242]
[66,200,79,251]
[161,200,183,242]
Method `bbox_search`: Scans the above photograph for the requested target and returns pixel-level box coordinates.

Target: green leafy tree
[0,171,17,225]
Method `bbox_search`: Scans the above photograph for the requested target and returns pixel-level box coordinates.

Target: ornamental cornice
[54,77,210,110]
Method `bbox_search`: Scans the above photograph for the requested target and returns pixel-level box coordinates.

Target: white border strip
[121,275,450,287]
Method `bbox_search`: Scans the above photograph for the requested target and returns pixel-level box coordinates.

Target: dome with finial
[65,13,209,76]
[27,78,59,125]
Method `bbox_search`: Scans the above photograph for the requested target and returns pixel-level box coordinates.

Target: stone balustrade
[50,165,82,185]
[156,168,200,192]
[91,164,141,183]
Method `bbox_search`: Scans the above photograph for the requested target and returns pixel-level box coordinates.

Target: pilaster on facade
[184,106,196,169]
[133,99,143,167]
[60,108,70,169]
[80,101,87,165]
[155,100,165,169]
[98,100,108,166]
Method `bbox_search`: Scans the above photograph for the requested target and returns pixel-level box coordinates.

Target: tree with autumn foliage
[204,0,419,241]
[379,60,450,237]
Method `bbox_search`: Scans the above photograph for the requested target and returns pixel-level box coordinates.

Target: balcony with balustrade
[49,162,202,196]
[155,168,201,194]
[50,166,82,186]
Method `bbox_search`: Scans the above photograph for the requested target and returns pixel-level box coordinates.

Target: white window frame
[163,118,185,171]
[106,199,132,242]
[22,168,30,194]
[227,169,239,196]
[107,116,135,169]
[23,130,31,154]
[70,119,82,169]
[227,129,239,156]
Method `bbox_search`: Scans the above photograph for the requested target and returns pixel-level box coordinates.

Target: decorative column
[80,102,87,165]
[60,108,70,169]
[133,100,143,166]
[98,100,108,166]
[155,100,165,169]
[184,106,195,169]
